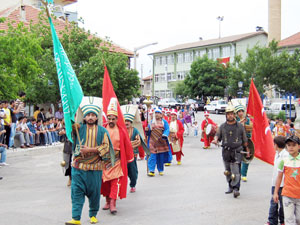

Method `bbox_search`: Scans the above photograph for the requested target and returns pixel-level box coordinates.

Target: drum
[205,124,217,137]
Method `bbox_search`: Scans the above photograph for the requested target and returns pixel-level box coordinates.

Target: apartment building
[150,31,268,98]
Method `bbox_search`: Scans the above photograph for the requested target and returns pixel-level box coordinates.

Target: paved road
[0,112,273,225]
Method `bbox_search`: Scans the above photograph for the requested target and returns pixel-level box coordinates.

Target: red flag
[102,66,126,129]
[218,57,230,67]
[247,79,275,165]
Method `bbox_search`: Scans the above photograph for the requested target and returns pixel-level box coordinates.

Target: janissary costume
[121,104,150,192]
[66,96,115,225]
[235,104,253,182]
[215,105,248,198]
[201,111,217,149]
[168,109,184,165]
[147,108,171,176]
[101,98,134,215]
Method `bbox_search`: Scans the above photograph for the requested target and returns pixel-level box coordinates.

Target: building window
[177,71,184,80]
[155,74,159,82]
[160,73,166,82]
[162,56,166,65]
[155,57,160,66]
[159,57,163,65]
[167,55,174,64]
[177,53,183,64]
[207,49,213,59]
[194,51,199,60]
[155,91,159,97]
[167,73,172,81]
[160,90,166,98]
[184,52,193,63]
[171,72,176,81]
[200,49,206,57]
[213,48,220,60]
[166,90,171,98]
[222,46,230,57]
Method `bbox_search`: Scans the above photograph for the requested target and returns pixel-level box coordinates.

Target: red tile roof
[278,32,300,48]
[142,75,153,81]
[0,5,134,57]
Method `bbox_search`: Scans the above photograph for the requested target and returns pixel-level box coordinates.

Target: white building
[150,31,268,98]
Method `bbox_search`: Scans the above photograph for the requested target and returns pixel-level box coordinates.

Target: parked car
[195,100,205,111]
[266,102,297,122]
[157,98,182,108]
[204,100,228,114]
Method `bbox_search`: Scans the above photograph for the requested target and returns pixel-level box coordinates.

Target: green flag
[48,17,83,142]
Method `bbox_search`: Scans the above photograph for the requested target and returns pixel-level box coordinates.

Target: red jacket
[101,125,134,199]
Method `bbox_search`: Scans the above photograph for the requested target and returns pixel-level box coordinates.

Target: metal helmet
[225,105,235,113]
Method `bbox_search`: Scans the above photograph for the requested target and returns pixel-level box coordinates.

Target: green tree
[184,55,228,98]
[0,11,140,104]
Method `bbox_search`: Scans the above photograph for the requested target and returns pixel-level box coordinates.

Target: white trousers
[283,196,300,225]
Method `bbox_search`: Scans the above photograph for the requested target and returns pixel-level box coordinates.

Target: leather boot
[110,198,117,215]
[225,187,233,194]
[102,197,110,210]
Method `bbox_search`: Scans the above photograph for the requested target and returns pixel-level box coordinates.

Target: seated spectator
[42,120,53,146]
[36,119,47,146]
[27,118,39,146]
[15,117,32,148]
[0,143,9,166]
[37,108,46,121]
[47,118,58,144]
[55,107,64,120]
[46,108,54,119]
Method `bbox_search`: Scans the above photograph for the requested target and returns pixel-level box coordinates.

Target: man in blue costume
[66,98,115,225]
[146,108,171,176]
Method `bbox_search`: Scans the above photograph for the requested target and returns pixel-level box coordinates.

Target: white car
[204,100,228,114]
[157,98,182,108]
[266,102,297,122]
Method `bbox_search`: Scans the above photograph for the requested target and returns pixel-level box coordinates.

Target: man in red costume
[101,98,134,215]
[201,111,217,149]
[168,109,184,165]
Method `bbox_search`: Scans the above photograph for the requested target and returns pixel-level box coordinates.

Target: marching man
[168,109,184,165]
[101,98,134,215]
[66,97,115,225]
[146,108,171,176]
[201,111,217,149]
[121,104,150,193]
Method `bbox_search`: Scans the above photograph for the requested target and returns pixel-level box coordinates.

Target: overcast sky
[65,0,300,78]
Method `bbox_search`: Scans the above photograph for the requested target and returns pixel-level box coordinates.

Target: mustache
[109,122,115,126]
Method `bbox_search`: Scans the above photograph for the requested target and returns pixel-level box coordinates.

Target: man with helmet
[235,104,253,182]
[212,104,249,198]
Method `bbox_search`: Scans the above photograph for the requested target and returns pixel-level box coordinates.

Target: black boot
[233,189,240,198]
[225,187,233,194]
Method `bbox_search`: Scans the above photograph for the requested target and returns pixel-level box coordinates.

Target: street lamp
[238,81,243,98]
[216,16,224,39]
[133,42,158,70]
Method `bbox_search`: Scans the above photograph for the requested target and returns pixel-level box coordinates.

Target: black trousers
[4,125,11,145]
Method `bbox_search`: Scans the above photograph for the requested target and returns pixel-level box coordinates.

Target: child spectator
[289,124,296,137]
[273,135,300,224]
[273,119,287,137]
[193,121,199,137]
[265,136,289,225]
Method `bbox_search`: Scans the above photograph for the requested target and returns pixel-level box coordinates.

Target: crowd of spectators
[0,92,65,176]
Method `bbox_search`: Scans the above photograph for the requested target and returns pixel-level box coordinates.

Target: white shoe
[0,162,9,166]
